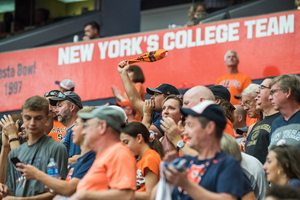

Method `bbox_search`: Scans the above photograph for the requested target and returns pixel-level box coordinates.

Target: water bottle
[47,158,59,192]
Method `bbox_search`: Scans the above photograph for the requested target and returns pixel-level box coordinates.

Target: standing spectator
[268,74,300,150]
[159,100,244,200]
[69,106,136,200]
[50,91,83,165]
[56,79,75,93]
[117,60,180,138]
[0,96,68,198]
[83,21,100,41]
[215,50,252,106]
[264,145,300,190]
[245,77,281,164]
[120,122,162,199]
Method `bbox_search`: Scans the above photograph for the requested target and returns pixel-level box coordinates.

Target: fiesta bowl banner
[1,10,300,113]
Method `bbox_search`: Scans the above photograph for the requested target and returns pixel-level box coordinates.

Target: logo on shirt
[219,80,241,90]
[136,169,145,190]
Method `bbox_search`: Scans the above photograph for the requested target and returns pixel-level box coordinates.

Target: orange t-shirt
[247,117,259,126]
[76,142,136,192]
[48,120,66,142]
[223,118,236,139]
[215,72,252,106]
[136,149,161,191]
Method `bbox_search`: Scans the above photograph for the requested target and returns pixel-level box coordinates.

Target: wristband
[9,138,19,143]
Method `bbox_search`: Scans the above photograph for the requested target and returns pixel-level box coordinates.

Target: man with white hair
[215,50,252,106]
[241,84,261,123]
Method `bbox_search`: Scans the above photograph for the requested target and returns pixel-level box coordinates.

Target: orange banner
[0,10,300,113]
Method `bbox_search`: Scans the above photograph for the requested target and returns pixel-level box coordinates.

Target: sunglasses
[45,90,60,97]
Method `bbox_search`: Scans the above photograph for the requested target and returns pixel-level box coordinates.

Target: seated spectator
[45,90,66,142]
[150,95,184,154]
[113,64,146,122]
[162,86,215,157]
[83,21,100,41]
[0,115,26,184]
[14,107,96,198]
[118,60,180,138]
[186,1,207,26]
[265,184,300,200]
[50,91,83,165]
[245,76,281,164]
[236,125,248,152]
[221,133,268,200]
[209,85,236,139]
[264,145,300,190]
[120,122,163,199]
[233,105,247,137]
[268,74,300,150]
[0,96,68,198]
[241,83,261,131]
[68,106,136,200]
[118,100,140,123]
[56,79,75,93]
[152,100,244,200]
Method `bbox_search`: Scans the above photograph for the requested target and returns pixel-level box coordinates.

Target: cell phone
[11,157,21,167]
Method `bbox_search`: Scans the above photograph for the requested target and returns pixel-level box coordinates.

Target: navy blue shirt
[172,151,244,200]
[66,151,96,180]
[151,112,164,136]
[61,125,81,157]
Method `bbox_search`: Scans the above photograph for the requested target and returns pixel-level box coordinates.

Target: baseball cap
[117,99,136,112]
[208,85,235,110]
[236,125,249,135]
[55,79,75,90]
[146,83,180,96]
[78,106,126,133]
[180,100,227,130]
[49,91,83,109]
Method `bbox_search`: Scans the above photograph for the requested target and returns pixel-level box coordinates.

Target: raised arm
[118,60,145,115]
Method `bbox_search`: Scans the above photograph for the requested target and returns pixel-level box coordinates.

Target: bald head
[234,105,247,119]
[233,105,247,129]
[183,86,215,108]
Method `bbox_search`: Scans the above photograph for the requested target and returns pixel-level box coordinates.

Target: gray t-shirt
[5,135,68,197]
[241,153,268,200]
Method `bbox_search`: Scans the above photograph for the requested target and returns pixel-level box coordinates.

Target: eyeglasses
[44,90,60,97]
[258,85,270,90]
[270,89,282,96]
[241,100,252,107]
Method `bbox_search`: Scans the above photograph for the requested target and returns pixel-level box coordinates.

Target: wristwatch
[177,140,185,152]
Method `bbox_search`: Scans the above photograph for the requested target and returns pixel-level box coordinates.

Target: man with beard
[44,90,66,141]
[50,91,83,164]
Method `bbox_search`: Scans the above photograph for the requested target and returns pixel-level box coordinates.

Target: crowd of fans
[0,49,300,200]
